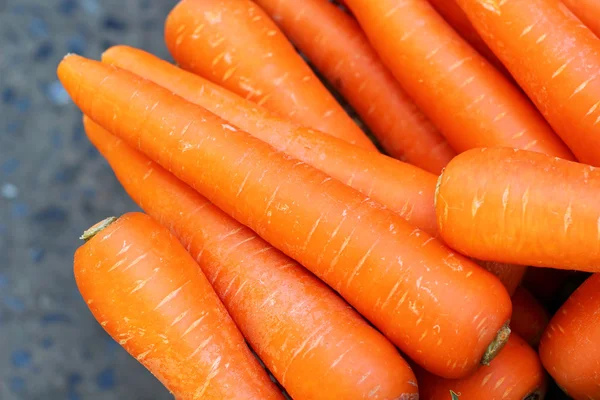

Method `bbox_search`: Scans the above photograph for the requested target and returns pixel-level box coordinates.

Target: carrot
[425,0,509,76]
[415,334,548,400]
[477,261,526,296]
[454,0,600,166]
[562,0,600,38]
[510,287,550,348]
[435,147,600,271]
[84,119,420,400]
[74,213,283,400]
[58,55,513,379]
[101,46,440,236]
[343,0,574,159]
[539,273,600,400]
[103,46,529,292]
[163,0,376,151]
[252,0,455,174]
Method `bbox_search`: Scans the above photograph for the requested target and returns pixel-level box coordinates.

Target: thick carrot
[435,147,600,271]
[426,0,509,76]
[510,286,549,348]
[58,55,513,379]
[415,334,548,400]
[101,45,439,236]
[343,0,574,159]
[163,0,375,151]
[74,213,283,400]
[562,0,600,38]
[252,0,455,174]
[539,273,600,400]
[84,119,420,400]
[454,0,600,166]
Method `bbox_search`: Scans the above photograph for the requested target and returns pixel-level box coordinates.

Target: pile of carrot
[62,0,600,398]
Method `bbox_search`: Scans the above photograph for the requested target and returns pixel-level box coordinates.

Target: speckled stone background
[0,0,175,398]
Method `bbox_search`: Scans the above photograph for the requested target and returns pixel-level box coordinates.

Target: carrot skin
[510,286,549,348]
[343,0,574,160]
[425,0,510,77]
[58,55,512,379]
[436,147,600,272]
[74,213,283,400]
[84,119,419,400]
[253,0,455,174]
[415,334,548,400]
[477,260,526,296]
[101,45,440,236]
[455,0,600,166]
[562,0,600,39]
[164,0,375,151]
[539,273,600,400]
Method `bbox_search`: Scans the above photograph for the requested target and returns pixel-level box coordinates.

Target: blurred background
[0,0,176,398]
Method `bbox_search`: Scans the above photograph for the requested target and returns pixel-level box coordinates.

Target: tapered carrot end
[101,45,131,64]
[481,322,511,366]
[80,216,118,241]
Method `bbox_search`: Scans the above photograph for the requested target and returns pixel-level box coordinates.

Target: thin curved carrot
[343,0,574,159]
[101,45,439,236]
[164,0,375,151]
[455,0,600,166]
[510,286,549,348]
[74,213,283,400]
[435,147,600,272]
[426,0,510,77]
[84,119,419,400]
[562,0,600,38]
[58,55,513,379]
[539,273,600,400]
[416,334,548,400]
[253,0,455,174]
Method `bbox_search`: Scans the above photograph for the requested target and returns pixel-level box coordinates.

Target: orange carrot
[101,45,439,236]
[510,286,549,348]
[164,0,376,151]
[84,119,419,400]
[435,147,600,272]
[477,261,526,297]
[426,0,509,76]
[104,45,526,293]
[415,334,548,400]
[252,0,455,173]
[539,273,600,400]
[343,0,574,159]
[562,0,600,38]
[74,213,283,400]
[455,0,600,166]
[59,55,513,379]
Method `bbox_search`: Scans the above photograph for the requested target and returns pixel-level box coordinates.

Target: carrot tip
[481,322,511,366]
[80,216,118,242]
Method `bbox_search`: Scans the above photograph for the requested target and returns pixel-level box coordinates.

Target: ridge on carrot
[84,118,420,400]
[455,0,600,166]
[253,0,455,174]
[102,45,525,292]
[343,0,574,160]
[435,147,600,272]
[164,0,376,151]
[74,213,284,400]
[58,55,512,379]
